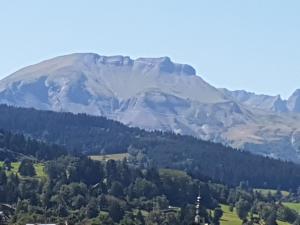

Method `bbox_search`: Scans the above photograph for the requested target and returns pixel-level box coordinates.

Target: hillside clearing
[220,204,242,225]
[89,153,129,161]
[283,202,300,214]
[220,204,290,225]
[0,161,45,178]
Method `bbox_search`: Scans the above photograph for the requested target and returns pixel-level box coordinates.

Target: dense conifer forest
[0,129,67,161]
[0,105,300,189]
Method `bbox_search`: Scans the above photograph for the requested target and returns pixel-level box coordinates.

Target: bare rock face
[288,89,300,113]
[220,89,288,113]
[1,53,300,162]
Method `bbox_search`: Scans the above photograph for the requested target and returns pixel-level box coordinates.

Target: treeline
[0,104,141,154]
[129,137,300,189]
[0,129,67,161]
[1,105,300,189]
[1,156,300,225]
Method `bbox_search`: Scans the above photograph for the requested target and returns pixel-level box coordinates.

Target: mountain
[288,89,300,112]
[220,89,288,113]
[220,88,300,114]
[0,53,247,139]
[1,53,300,162]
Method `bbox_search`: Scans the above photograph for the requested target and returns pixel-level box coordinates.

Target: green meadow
[0,161,46,178]
[220,204,242,225]
[220,204,291,225]
[283,202,300,214]
[89,153,129,161]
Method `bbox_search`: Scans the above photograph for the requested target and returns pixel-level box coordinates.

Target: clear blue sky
[1,0,300,98]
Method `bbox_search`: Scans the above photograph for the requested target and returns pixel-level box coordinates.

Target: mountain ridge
[1,53,300,162]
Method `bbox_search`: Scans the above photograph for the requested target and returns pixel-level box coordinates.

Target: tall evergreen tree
[18,159,36,177]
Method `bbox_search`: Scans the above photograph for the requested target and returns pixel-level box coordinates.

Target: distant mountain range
[1,53,300,162]
[220,88,300,113]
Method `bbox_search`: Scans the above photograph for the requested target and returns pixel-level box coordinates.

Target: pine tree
[18,159,36,177]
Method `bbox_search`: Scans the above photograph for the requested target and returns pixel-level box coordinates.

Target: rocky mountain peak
[288,89,300,112]
[135,56,196,76]
[271,95,288,113]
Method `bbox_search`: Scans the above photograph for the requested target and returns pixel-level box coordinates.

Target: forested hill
[0,129,66,161]
[1,104,300,189]
[0,104,142,154]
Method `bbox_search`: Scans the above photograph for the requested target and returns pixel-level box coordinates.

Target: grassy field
[89,153,129,161]
[283,202,300,213]
[220,204,290,225]
[0,161,45,178]
[159,168,189,177]
[278,221,291,225]
[220,204,242,225]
